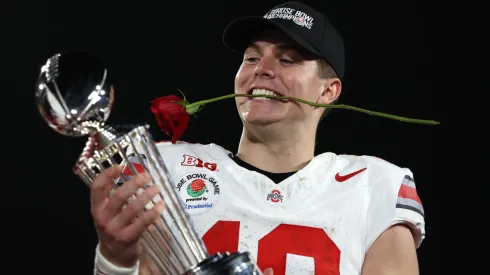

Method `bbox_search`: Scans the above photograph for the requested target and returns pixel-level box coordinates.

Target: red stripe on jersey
[398,184,422,205]
[202,221,240,255]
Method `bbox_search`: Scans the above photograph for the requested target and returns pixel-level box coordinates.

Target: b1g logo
[181,154,218,171]
[266,188,284,205]
[176,172,220,215]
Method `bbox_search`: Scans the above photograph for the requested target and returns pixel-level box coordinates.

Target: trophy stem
[96,125,208,274]
[137,127,208,257]
[142,230,179,274]
[74,136,99,186]
[144,213,193,273]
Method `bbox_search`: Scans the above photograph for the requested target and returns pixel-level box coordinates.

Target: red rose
[150,95,190,144]
[191,179,206,192]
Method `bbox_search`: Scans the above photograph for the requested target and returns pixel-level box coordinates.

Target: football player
[90,2,426,275]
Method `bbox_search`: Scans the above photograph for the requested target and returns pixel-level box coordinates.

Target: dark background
[2,0,442,274]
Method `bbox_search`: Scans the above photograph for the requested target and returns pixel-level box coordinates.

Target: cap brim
[223,16,322,58]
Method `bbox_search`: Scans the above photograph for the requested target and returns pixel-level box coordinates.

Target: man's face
[234,29,330,127]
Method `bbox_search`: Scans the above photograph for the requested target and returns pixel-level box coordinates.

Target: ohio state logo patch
[266,188,284,205]
[176,172,220,215]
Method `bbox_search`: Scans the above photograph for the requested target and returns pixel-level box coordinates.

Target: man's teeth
[252,89,280,100]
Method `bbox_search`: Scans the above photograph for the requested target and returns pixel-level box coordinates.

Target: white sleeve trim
[392,208,426,249]
[94,243,140,275]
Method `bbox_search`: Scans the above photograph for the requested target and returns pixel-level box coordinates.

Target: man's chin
[241,115,284,127]
[239,107,292,124]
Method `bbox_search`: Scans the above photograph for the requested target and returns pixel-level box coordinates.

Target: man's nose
[254,57,276,79]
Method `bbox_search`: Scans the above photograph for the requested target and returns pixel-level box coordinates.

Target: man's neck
[236,127,315,173]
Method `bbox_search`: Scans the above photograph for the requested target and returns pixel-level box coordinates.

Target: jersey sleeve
[393,169,425,248]
[365,163,426,251]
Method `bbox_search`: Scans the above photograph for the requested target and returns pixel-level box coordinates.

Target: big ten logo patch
[181,154,218,171]
[266,188,284,205]
[263,7,314,29]
[176,172,220,215]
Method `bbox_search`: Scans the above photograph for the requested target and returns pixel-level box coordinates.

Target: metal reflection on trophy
[35,51,262,275]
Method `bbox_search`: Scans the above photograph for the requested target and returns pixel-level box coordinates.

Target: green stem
[186,94,239,107]
[185,94,440,125]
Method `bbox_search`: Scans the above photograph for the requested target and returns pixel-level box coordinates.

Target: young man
[90,2,426,275]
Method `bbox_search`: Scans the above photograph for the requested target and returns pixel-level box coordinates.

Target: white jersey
[133,141,425,275]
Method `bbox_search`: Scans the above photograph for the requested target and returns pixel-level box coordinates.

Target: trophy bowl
[35,51,114,137]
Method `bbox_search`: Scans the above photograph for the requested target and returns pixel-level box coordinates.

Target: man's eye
[244,57,259,63]
[280,59,294,64]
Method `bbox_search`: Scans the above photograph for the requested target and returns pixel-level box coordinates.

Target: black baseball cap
[223,2,345,79]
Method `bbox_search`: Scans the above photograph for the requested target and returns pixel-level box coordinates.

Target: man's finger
[91,165,122,205]
[121,200,165,241]
[108,184,162,231]
[103,173,151,219]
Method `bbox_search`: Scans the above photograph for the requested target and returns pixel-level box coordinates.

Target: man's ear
[317,78,342,105]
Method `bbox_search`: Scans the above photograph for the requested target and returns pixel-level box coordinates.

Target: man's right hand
[90,165,165,268]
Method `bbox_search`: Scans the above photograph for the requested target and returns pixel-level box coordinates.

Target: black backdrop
[3,0,441,274]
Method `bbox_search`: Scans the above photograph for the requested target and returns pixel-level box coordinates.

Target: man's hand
[263,268,273,275]
[91,165,165,268]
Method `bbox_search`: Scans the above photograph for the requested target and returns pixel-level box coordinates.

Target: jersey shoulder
[337,154,412,184]
[339,154,426,249]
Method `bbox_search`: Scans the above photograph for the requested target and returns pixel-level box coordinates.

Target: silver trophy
[35,51,262,275]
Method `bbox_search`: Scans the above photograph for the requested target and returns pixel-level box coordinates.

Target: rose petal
[150,95,191,143]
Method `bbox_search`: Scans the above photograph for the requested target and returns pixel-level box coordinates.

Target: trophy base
[184,252,262,275]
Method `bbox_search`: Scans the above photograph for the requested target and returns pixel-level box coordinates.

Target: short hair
[316,58,338,79]
[315,59,339,122]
